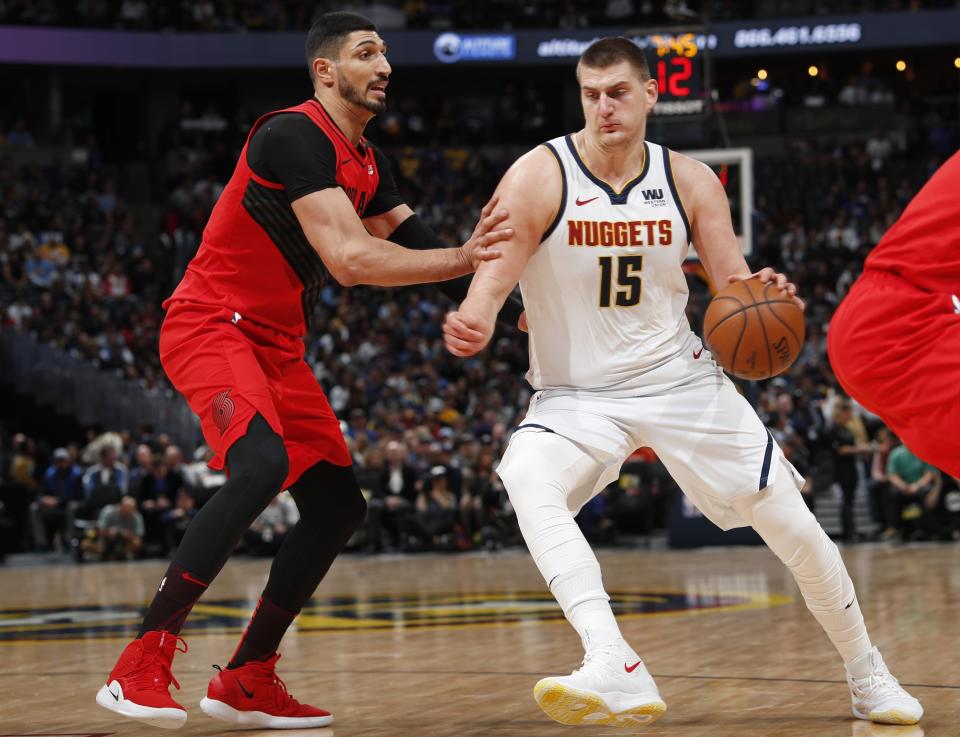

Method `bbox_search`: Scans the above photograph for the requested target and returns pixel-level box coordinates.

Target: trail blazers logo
[212,390,235,435]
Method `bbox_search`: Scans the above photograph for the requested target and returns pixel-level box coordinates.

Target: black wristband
[387,214,525,327]
[387,214,470,304]
[387,213,449,251]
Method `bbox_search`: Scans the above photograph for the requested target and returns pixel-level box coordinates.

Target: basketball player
[829,151,960,478]
[95,12,518,730]
[444,38,922,727]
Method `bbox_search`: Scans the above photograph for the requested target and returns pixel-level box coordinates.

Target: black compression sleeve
[365,145,405,217]
[387,214,525,325]
[246,113,339,202]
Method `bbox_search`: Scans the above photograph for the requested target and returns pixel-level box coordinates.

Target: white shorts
[498,365,802,531]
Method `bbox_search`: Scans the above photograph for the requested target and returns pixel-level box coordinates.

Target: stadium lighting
[895,60,907,72]
[757,69,768,80]
[954,57,960,69]
[807,65,819,77]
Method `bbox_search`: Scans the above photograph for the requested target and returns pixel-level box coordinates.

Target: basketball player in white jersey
[444,38,922,728]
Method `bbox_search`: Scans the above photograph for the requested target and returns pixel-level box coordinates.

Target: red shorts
[828,270,960,477]
[159,301,351,489]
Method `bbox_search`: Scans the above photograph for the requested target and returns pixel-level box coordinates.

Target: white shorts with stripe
[498,358,802,531]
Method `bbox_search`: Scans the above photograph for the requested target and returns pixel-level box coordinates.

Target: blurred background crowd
[1,0,956,32]
[1,1,958,563]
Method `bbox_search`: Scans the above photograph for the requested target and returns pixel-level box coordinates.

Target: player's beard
[337,70,387,115]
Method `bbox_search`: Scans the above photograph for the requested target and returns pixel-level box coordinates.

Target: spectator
[82,446,129,513]
[887,442,941,542]
[411,466,457,549]
[135,454,174,553]
[35,447,84,550]
[868,427,898,541]
[244,491,299,556]
[9,433,37,493]
[184,445,226,505]
[5,118,34,147]
[161,488,198,552]
[128,443,154,494]
[366,440,418,551]
[83,495,144,561]
[828,399,871,542]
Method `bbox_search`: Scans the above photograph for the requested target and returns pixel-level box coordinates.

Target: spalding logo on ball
[703,277,805,381]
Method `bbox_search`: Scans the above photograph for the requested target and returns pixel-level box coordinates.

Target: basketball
[703,277,805,381]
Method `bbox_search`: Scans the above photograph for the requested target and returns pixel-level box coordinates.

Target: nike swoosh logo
[575,196,598,206]
[238,680,255,699]
[111,688,120,702]
[693,347,703,359]
[625,661,642,674]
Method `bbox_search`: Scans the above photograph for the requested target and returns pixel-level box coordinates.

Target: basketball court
[1,544,955,736]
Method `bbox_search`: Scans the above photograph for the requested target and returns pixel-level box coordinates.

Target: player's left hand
[444,306,495,357]
[728,267,805,311]
[461,194,513,271]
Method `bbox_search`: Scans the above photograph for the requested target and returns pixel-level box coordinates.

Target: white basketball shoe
[533,639,666,727]
[847,647,923,725]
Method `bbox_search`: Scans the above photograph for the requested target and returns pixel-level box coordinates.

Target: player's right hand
[444,308,495,357]
[461,194,513,270]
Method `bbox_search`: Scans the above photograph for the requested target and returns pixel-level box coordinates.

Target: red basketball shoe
[199,653,333,728]
[95,630,188,729]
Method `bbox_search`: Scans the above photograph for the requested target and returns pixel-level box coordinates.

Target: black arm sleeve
[386,214,525,326]
[246,113,339,203]
[365,145,405,218]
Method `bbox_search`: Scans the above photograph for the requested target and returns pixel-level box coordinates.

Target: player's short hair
[577,37,651,83]
[305,11,378,81]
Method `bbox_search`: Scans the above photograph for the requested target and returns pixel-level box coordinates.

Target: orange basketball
[702,277,805,381]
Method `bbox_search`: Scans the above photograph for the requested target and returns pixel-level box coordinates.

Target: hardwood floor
[0,544,956,736]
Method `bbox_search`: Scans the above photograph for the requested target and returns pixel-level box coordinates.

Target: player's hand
[517,311,528,333]
[444,305,496,357]
[728,267,805,311]
[460,194,513,271]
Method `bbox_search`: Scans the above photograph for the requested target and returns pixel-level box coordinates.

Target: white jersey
[522,134,696,393]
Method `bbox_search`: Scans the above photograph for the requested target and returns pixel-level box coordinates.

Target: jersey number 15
[598,255,643,308]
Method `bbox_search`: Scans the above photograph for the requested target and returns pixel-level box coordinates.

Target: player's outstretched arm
[672,151,804,310]
[292,189,511,287]
[363,203,527,327]
[444,146,561,357]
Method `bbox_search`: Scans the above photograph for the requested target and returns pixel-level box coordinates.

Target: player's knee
[228,417,289,497]
[741,469,823,562]
[250,440,290,493]
[499,455,562,502]
[293,461,367,533]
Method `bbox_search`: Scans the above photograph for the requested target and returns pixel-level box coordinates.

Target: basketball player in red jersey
[95,12,518,730]
[829,151,960,478]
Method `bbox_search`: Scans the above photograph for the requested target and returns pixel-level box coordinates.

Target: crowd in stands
[0,146,174,387]
[0,0,952,31]
[2,36,959,563]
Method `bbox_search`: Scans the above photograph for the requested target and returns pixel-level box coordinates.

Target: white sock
[550,564,622,650]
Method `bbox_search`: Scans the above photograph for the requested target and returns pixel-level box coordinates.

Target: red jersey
[865,150,960,294]
[164,99,384,337]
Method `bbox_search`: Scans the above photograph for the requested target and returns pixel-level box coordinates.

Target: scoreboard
[644,32,709,117]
